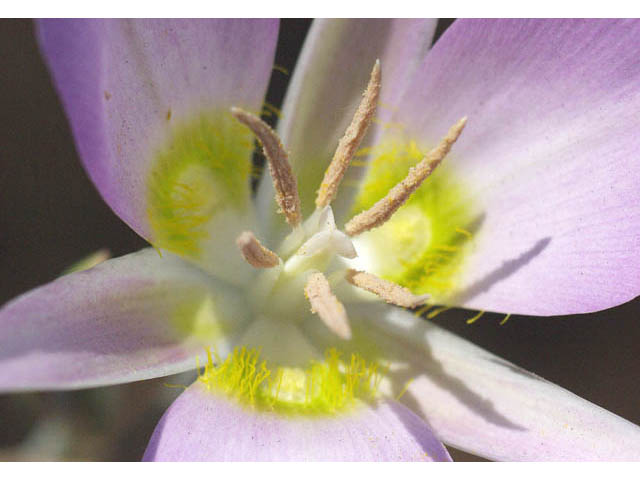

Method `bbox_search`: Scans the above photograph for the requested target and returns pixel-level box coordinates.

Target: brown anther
[235,231,281,268]
[345,269,429,308]
[304,272,351,340]
[315,60,381,209]
[231,107,302,227]
[345,117,467,236]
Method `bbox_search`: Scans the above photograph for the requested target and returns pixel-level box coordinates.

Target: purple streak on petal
[257,19,438,239]
[36,19,278,240]
[354,303,640,461]
[143,382,451,461]
[0,249,246,391]
[386,19,640,315]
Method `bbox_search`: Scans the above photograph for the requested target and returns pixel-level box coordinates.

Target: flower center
[230,59,466,353]
[247,205,356,322]
[231,99,464,351]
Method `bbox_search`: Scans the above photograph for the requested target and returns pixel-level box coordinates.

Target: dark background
[0,19,638,461]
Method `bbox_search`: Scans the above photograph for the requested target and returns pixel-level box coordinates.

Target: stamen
[235,230,281,268]
[304,272,351,340]
[344,117,467,236]
[315,60,381,209]
[426,306,451,319]
[395,378,414,401]
[413,304,432,317]
[231,107,302,227]
[345,269,429,309]
[466,310,485,324]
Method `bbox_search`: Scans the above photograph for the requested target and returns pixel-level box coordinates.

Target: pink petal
[0,249,248,391]
[37,19,278,242]
[353,303,640,461]
[143,381,451,461]
[382,19,640,315]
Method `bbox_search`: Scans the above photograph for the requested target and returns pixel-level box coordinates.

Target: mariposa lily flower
[2,18,640,461]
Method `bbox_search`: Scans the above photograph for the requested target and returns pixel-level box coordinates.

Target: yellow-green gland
[198,347,385,416]
[147,111,254,258]
[351,138,477,299]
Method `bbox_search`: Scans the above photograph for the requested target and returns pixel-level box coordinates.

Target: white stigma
[284,207,356,275]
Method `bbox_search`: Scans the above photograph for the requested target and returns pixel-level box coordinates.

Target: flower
[1,18,640,461]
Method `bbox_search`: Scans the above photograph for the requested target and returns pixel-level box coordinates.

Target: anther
[315,60,381,209]
[345,269,429,309]
[231,107,302,227]
[235,230,281,268]
[344,117,467,236]
[305,272,352,340]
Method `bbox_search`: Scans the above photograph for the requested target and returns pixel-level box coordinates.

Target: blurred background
[0,19,638,461]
